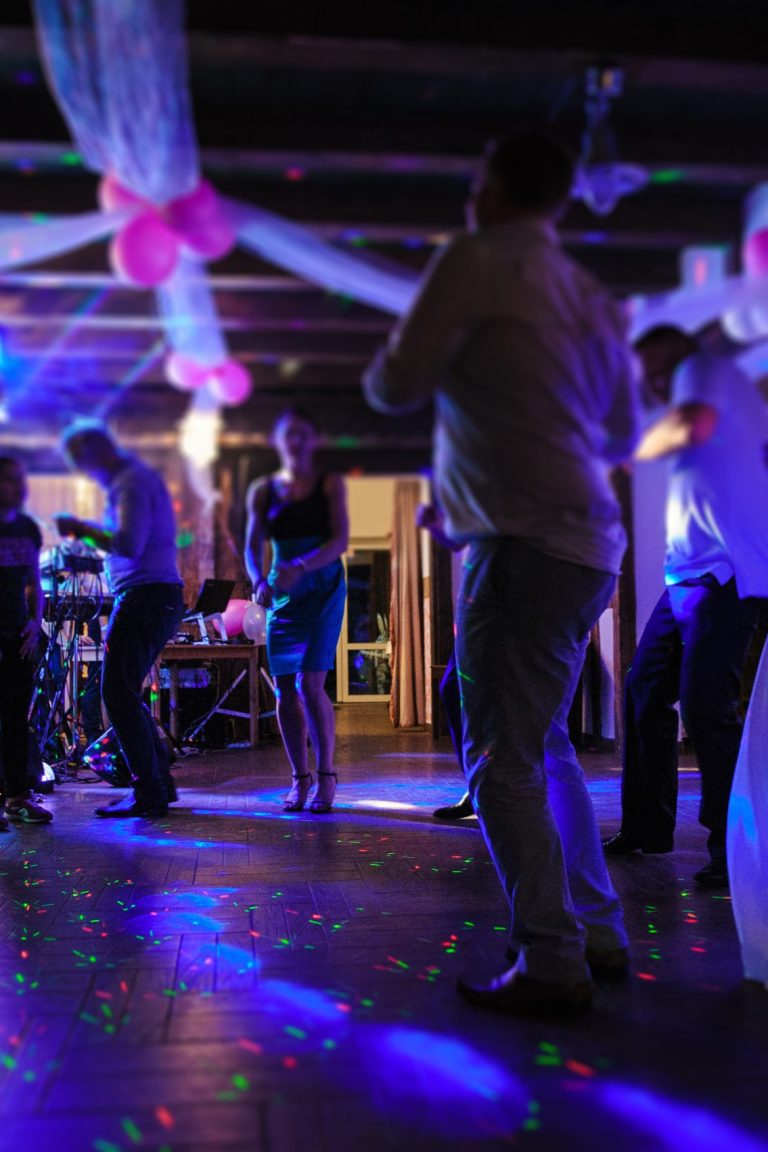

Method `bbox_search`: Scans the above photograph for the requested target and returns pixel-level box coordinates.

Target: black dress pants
[0,633,34,799]
[621,577,764,852]
[101,583,184,807]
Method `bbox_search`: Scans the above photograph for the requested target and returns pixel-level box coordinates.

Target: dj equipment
[40,544,104,577]
[81,723,177,788]
[29,544,111,776]
[43,594,114,622]
[81,727,132,787]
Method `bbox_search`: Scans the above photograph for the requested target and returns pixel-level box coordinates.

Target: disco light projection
[130,889,241,911]
[191,940,259,976]
[223,980,356,1056]
[95,336,165,421]
[87,823,243,851]
[600,1083,768,1152]
[361,1026,528,1140]
[119,911,226,935]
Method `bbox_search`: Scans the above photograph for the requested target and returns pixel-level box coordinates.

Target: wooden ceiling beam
[2,23,767,92]
[181,33,768,96]
[1,141,767,190]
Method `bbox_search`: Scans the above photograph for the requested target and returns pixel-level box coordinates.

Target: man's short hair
[0,453,22,473]
[485,133,575,214]
[59,419,117,458]
[634,325,697,356]
[272,406,317,433]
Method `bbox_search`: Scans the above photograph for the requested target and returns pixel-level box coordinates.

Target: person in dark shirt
[245,408,348,813]
[0,455,52,825]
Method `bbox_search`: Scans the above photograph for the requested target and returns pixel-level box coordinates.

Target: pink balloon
[182,219,236,261]
[744,228,768,278]
[165,353,206,392]
[217,598,250,638]
[167,180,218,232]
[110,214,179,286]
[209,360,252,406]
[98,174,145,214]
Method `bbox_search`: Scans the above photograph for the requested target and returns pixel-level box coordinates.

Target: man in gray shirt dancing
[364,133,640,1015]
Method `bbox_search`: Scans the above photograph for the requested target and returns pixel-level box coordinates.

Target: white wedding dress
[728,639,768,986]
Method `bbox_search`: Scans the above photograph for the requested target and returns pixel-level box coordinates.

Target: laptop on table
[182,579,236,642]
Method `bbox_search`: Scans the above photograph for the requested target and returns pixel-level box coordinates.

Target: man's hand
[415,503,441,531]
[19,619,41,660]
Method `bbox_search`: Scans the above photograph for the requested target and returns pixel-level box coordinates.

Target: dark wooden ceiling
[2,1,768,472]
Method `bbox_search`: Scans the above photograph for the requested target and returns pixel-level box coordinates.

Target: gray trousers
[456,538,625,983]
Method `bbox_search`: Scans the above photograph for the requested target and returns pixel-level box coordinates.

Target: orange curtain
[389,479,425,727]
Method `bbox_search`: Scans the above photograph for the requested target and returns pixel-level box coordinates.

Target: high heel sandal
[283,772,314,812]
[309,771,337,813]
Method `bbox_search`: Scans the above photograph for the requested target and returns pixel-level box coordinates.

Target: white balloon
[243,602,267,645]
[722,307,767,343]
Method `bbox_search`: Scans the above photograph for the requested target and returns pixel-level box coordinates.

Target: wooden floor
[2,704,767,1152]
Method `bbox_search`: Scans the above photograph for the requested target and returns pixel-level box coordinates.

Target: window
[336,549,391,701]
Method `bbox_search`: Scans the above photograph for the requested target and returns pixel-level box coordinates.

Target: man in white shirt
[56,422,185,819]
[364,133,640,1016]
[603,326,768,887]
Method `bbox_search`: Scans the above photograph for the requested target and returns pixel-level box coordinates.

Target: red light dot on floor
[155,1105,174,1129]
[564,1059,596,1078]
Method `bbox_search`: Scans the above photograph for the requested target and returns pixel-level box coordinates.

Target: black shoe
[603,831,673,856]
[159,742,179,804]
[585,946,630,981]
[95,793,168,819]
[457,968,592,1018]
[602,832,642,855]
[694,860,729,888]
[507,944,629,981]
[433,793,474,820]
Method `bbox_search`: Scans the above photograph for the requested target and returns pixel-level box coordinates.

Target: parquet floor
[1,704,766,1151]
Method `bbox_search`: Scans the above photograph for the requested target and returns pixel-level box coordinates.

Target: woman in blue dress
[245,409,348,812]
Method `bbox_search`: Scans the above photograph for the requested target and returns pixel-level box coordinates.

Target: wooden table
[155,642,262,748]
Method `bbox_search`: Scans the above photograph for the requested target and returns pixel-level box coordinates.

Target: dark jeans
[101,583,185,807]
[456,539,622,982]
[0,633,34,799]
[621,577,764,852]
[439,651,462,769]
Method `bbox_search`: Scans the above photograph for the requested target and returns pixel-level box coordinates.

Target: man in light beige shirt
[364,133,640,1016]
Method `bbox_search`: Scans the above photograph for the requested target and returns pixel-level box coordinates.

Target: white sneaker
[5,797,53,824]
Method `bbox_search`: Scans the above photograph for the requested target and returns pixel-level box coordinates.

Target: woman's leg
[275,672,313,810]
[274,673,309,777]
[299,670,337,810]
[298,670,335,776]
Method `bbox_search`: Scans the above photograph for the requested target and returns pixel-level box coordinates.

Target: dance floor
[1,704,766,1151]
